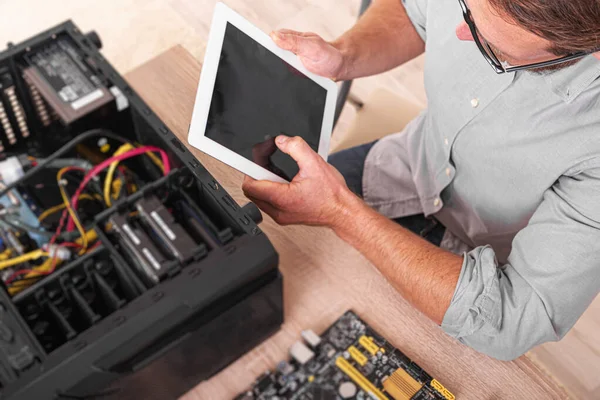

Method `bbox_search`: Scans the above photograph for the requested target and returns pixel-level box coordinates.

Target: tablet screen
[205,23,327,181]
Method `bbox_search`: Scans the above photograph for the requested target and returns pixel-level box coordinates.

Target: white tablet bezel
[187,2,338,183]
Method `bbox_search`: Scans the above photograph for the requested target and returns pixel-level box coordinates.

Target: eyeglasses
[457,0,599,74]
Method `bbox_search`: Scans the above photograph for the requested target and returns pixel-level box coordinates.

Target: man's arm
[333,195,462,324]
[271,0,425,81]
[244,136,600,360]
[332,0,426,80]
[243,136,461,325]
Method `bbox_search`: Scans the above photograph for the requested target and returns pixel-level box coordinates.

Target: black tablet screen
[205,23,327,181]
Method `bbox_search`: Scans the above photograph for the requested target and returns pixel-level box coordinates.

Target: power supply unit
[0,20,283,399]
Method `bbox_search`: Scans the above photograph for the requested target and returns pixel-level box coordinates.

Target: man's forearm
[333,0,426,80]
[331,194,462,325]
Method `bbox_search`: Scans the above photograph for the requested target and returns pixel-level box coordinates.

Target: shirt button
[444,138,449,146]
[446,167,451,177]
[471,98,480,108]
[434,198,441,207]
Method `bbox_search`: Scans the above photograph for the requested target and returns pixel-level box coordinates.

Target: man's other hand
[242,135,356,228]
[270,29,347,80]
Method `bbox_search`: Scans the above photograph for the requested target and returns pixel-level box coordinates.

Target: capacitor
[276,360,294,375]
[339,381,357,399]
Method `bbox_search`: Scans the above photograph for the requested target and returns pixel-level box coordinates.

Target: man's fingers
[271,30,297,52]
[246,196,282,222]
[242,175,288,204]
[243,179,286,223]
[276,29,319,38]
[275,136,318,169]
[271,30,323,59]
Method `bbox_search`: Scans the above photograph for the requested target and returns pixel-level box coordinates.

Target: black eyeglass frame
[458,0,600,74]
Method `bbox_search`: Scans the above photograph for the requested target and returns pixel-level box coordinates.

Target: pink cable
[66,146,171,231]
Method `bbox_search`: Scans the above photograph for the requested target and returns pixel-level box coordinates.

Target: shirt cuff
[441,245,502,338]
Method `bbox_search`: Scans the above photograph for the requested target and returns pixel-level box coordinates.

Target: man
[242,0,600,360]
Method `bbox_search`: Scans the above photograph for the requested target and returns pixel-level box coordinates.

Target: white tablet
[187,2,338,183]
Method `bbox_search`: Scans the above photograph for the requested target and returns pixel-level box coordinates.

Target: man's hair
[488,0,600,55]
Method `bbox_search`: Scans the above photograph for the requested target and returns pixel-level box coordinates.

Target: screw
[73,340,87,350]
[152,291,164,301]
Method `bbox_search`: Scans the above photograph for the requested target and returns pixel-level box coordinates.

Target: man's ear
[595,52,600,61]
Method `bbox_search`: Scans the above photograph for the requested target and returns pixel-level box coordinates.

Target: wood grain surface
[124,45,570,400]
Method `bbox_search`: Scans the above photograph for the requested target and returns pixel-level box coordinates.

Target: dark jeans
[329,141,445,247]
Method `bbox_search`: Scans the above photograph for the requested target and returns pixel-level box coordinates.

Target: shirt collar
[543,55,600,103]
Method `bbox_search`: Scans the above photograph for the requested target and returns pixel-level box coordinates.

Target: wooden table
[125,45,569,400]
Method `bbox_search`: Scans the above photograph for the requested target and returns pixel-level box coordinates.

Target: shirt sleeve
[402,0,428,42]
[441,167,600,360]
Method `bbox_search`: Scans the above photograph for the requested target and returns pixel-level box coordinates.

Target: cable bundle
[0,129,171,294]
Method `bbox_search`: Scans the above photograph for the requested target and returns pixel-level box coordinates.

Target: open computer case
[0,21,283,400]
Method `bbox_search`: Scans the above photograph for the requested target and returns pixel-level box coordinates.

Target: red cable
[5,206,71,285]
[6,147,171,285]
[66,146,170,231]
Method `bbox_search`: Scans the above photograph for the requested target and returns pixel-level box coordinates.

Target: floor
[1,0,598,398]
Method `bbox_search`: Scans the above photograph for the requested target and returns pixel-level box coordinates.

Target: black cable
[38,173,103,199]
[0,218,83,241]
[55,388,121,399]
[0,219,54,238]
[8,169,101,239]
[0,129,132,199]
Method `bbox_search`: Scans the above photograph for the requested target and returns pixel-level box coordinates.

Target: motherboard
[235,311,455,400]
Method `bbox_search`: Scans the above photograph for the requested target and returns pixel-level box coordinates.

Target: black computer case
[0,21,283,399]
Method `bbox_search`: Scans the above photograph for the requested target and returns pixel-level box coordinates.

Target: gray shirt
[363,0,600,360]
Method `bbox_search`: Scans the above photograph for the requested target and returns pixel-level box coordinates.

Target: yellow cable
[144,149,165,171]
[8,230,99,295]
[57,168,88,253]
[38,203,67,223]
[104,143,166,207]
[0,249,48,270]
[134,142,165,172]
[7,229,99,295]
[0,249,12,261]
[7,258,55,295]
[37,194,98,223]
[104,144,133,206]
[75,229,98,245]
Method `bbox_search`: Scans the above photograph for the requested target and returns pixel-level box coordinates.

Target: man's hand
[242,135,357,227]
[273,0,425,81]
[270,30,348,80]
[244,137,461,327]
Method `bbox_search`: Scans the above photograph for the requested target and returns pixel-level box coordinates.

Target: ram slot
[0,98,15,145]
[335,356,388,400]
[4,85,29,138]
